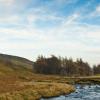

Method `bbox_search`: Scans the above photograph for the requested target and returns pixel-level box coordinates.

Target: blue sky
[0,0,100,66]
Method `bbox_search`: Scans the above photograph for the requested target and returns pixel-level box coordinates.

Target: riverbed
[41,84,100,100]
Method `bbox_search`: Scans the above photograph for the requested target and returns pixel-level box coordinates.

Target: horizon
[0,52,99,67]
[0,0,100,66]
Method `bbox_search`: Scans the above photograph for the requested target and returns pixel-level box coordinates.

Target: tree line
[93,65,100,75]
[33,55,100,76]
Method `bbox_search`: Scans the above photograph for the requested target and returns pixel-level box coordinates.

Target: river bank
[41,84,100,100]
[0,73,100,100]
[0,74,75,100]
[0,82,75,100]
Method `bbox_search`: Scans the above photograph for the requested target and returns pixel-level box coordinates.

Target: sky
[0,0,100,66]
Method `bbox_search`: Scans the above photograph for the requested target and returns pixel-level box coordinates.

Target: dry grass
[0,67,75,100]
[0,72,99,100]
[0,82,75,100]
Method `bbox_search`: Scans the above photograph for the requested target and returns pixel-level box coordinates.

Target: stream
[41,84,100,100]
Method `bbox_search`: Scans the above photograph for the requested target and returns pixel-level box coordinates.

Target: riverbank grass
[0,82,75,100]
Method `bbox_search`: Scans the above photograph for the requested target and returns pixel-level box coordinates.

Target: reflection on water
[41,85,100,100]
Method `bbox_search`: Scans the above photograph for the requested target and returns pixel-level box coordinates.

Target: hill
[0,53,34,79]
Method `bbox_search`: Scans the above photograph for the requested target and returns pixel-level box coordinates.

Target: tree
[34,55,61,75]
[34,56,48,74]
[34,55,92,76]
[93,65,100,75]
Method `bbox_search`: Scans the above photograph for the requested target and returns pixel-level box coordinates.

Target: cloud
[89,5,100,17]
[96,5,100,12]
[0,15,20,24]
[27,11,62,25]
[0,0,14,6]
[62,13,79,26]
[0,18,100,65]
[0,0,100,65]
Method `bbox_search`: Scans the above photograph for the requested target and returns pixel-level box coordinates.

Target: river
[41,84,100,100]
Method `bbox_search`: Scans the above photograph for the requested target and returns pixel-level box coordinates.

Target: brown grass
[0,82,75,100]
[0,70,75,100]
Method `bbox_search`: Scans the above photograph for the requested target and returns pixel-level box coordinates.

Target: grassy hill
[0,53,33,74]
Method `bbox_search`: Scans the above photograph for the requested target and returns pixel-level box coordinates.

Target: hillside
[0,53,34,80]
[0,53,36,94]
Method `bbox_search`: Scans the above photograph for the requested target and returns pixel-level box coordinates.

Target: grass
[0,72,99,100]
[0,82,75,100]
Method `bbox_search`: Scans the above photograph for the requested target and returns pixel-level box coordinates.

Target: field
[0,72,75,100]
[0,54,100,100]
[0,54,75,100]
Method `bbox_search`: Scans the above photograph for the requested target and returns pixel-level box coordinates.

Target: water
[41,84,100,100]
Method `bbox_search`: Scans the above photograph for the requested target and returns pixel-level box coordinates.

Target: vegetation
[0,82,74,100]
[93,65,100,75]
[34,55,93,76]
[0,53,33,71]
[0,53,75,100]
[0,53,100,100]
